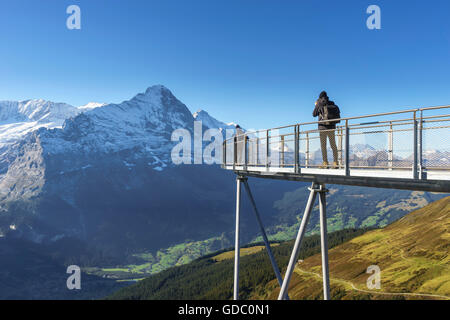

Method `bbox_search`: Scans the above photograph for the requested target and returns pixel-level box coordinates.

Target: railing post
[388,122,393,171]
[233,137,237,171]
[295,125,300,174]
[222,140,226,169]
[419,110,424,179]
[305,132,310,168]
[266,130,270,170]
[244,135,248,171]
[413,111,419,179]
[255,137,259,167]
[345,120,350,176]
[338,127,343,169]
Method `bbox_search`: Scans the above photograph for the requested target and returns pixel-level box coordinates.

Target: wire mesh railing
[222,105,450,179]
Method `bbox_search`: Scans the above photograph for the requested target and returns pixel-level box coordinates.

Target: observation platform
[223,105,450,193]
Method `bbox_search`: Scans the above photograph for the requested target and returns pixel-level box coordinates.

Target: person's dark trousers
[320,129,338,164]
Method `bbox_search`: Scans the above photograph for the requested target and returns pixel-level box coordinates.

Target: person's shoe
[332,161,339,169]
[319,161,329,169]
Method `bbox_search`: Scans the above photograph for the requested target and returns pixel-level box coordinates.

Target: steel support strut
[233,176,243,300]
[318,184,330,300]
[278,182,317,300]
[234,178,331,300]
[242,179,290,300]
[278,182,331,300]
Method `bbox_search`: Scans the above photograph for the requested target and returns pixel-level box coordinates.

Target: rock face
[0,85,240,256]
[0,99,83,175]
[0,134,46,201]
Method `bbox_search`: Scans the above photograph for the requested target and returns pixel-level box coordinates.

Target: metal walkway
[222,105,450,300]
[223,105,450,193]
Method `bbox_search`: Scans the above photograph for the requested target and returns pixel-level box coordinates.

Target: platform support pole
[234,176,243,300]
[318,184,330,300]
[278,182,318,300]
[242,179,289,300]
[277,182,331,300]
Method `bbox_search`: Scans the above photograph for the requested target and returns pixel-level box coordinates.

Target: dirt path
[294,267,450,300]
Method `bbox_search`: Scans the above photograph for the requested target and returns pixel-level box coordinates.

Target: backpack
[321,104,340,126]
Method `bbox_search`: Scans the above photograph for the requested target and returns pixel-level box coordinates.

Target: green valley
[93,186,444,282]
[106,228,371,299]
[107,196,450,300]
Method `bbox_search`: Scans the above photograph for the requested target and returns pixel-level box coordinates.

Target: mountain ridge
[0,85,244,254]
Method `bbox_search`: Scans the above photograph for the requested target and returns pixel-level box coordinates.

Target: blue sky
[0,0,449,130]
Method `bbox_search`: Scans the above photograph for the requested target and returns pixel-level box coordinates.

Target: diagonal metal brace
[242,178,290,300]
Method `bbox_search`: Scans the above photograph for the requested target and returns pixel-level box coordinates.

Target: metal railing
[222,105,450,179]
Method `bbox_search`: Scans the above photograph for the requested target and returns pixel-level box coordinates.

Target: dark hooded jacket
[313,96,340,130]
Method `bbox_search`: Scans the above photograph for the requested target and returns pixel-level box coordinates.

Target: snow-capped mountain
[0,99,107,173]
[411,149,450,166]
[0,100,80,145]
[0,99,78,124]
[0,85,196,205]
[193,109,236,131]
[0,85,239,253]
[0,100,107,142]
[78,102,106,111]
[0,100,79,174]
[349,144,377,158]
[0,87,237,177]
[36,85,193,161]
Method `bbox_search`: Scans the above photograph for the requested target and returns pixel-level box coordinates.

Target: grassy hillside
[265,187,444,242]
[259,196,450,300]
[108,197,449,300]
[107,228,370,300]
[84,235,231,282]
